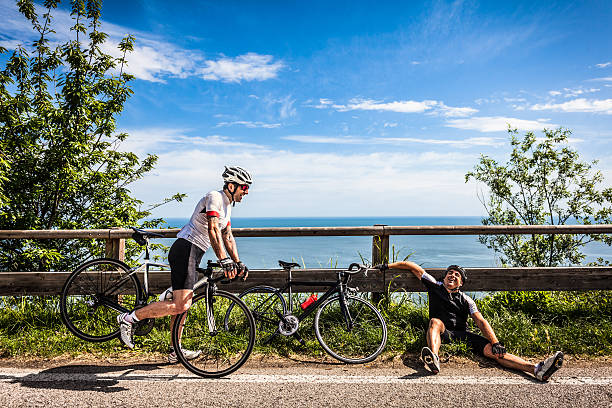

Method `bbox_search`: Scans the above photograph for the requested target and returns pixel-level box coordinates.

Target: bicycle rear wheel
[60,258,141,342]
[172,290,255,378]
[314,294,387,364]
[237,286,287,344]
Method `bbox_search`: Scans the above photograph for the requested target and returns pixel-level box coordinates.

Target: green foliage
[0,1,183,271]
[1,291,611,358]
[466,127,612,267]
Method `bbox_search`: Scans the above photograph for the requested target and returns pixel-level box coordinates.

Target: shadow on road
[399,352,435,378]
[3,362,170,393]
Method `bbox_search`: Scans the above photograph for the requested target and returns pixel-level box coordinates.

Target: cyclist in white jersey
[116,166,252,362]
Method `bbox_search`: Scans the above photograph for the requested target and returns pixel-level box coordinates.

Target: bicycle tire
[172,290,255,378]
[314,294,387,364]
[236,286,287,344]
[60,258,142,342]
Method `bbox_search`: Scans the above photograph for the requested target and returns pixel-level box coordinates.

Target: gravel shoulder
[1,352,610,372]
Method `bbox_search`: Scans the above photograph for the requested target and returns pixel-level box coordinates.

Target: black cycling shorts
[169,238,205,291]
[441,329,490,356]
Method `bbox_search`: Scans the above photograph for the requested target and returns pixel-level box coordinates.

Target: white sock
[127,311,140,323]
[534,362,542,375]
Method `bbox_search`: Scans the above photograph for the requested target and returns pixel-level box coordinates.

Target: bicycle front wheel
[314,294,387,364]
[60,258,141,342]
[172,290,255,378]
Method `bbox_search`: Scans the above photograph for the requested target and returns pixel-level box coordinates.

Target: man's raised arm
[375,261,426,280]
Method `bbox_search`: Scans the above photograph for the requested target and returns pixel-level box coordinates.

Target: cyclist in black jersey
[375,261,563,382]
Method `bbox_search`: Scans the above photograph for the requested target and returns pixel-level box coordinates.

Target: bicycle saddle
[131,227,164,245]
[278,260,301,269]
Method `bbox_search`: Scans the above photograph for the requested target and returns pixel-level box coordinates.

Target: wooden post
[371,224,389,305]
[105,228,125,261]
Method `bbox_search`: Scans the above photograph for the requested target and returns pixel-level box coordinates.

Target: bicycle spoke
[173,291,255,378]
[61,259,140,342]
[315,295,387,364]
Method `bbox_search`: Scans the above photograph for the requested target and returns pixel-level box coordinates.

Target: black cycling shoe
[421,346,440,374]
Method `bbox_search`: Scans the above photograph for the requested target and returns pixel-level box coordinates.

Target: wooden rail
[0,225,611,295]
[2,224,612,239]
[1,266,610,296]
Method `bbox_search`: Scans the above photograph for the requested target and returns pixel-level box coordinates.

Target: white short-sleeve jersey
[177,190,232,252]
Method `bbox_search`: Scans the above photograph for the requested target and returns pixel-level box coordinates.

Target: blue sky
[2,0,612,218]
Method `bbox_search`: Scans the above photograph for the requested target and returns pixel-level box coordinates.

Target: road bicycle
[59,227,256,378]
[232,260,387,364]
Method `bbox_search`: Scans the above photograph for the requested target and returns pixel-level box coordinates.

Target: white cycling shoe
[535,351,564,381]
[116,313,135,349]
[168,348,202,364]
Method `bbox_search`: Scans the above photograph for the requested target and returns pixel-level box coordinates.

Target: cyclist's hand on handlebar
[237,261,249,281]
[219,257,237,279]
[373,263,389,272]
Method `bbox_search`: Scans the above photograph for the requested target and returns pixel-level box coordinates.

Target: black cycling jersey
[420,272,478,331]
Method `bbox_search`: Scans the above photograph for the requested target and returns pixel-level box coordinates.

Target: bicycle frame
[260,267,357,341]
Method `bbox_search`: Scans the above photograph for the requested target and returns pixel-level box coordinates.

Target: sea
[157,216,610,270]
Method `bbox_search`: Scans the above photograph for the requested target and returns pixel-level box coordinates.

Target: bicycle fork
[338,292,354,331]
[205,283,218,336]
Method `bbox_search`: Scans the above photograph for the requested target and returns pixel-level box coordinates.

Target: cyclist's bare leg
[169,312,189,344]
[427,318,445,354]
[483,344,536,373]
[134,289,193,320]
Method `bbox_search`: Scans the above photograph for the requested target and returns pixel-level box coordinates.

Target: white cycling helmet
[222,166,253,185]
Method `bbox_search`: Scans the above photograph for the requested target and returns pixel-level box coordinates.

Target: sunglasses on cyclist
[238,184,249,192]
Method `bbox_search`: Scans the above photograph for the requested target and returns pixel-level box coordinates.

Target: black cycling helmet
[446,265,467,284]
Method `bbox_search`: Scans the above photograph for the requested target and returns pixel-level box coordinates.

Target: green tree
[0,0,182,271]
[465,127,612,267]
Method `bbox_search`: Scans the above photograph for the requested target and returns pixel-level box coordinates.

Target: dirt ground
[0,352,610,370]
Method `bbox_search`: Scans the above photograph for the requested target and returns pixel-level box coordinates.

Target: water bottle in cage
[300,293,318,310]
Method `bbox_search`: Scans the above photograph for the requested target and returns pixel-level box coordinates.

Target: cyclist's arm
[222,224,240,263]
[387,261,426,280]
[471,311,500,345]
[207,215,228,260]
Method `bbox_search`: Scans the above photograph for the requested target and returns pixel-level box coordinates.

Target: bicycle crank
[278,315,299,336]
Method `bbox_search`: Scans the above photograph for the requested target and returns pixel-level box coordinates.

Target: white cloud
[595,62,611,68]
[283,136,364,144]
[435,102,479,118]
[322,98,477,117]
[530,98,612,114]
[198,53,284,83]
[333,98,438,113]
[117,128,267,155]
[216,121,281,129]
[546,87,600,98]
[283,135,503,148]
[0,1,283,83]
[128,144,484,218]
[589,77,612,82]
[445,116,555,132]
[306,98,334,109]
[384,122,398,128]
[278,96,297,119]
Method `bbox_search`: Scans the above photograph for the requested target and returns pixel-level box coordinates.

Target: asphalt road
[1,358,611,407]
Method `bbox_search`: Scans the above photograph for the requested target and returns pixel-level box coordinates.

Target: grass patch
[1,291,611,359]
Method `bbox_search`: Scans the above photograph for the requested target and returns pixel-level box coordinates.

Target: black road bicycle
[231,260,387,364]
[59,227,256,378]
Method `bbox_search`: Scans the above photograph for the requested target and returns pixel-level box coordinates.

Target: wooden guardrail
[0,225,611,295]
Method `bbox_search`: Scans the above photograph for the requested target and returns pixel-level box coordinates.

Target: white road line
[1,372,611,385]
